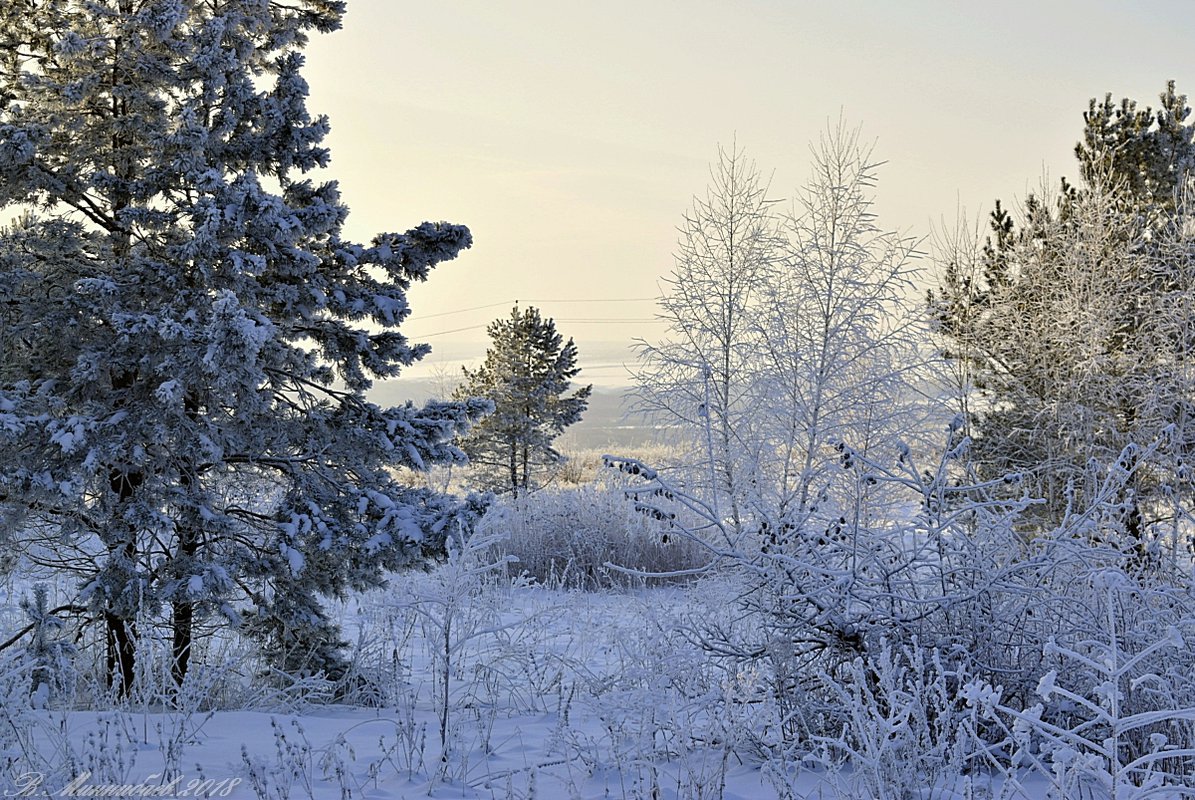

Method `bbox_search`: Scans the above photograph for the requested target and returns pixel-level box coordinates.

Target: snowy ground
[0,567,1140,800]
[5,580,793,799]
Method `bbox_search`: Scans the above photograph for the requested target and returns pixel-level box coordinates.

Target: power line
[557,318,657,323]
[412,324,488,337]
[411,319,660,338]
[535,297,656,303]
[414,301,514,320]
[410,297,657,322]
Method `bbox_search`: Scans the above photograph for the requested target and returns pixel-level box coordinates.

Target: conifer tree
[931,82,1195,558]
[0,0,489,692]
[454,306,591,497]
[1075,80,1195,221]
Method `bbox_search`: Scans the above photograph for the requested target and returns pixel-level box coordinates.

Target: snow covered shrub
[948,439,1195,714]
[551,448,610,486]
[813,640,968,800]
[481,484,710,590]
[612,425,1032,712]
[379,526,528,782]
[553,585,739,794]
[0,652,40,794]
[961,569,1195,797]
[18,583,75,704]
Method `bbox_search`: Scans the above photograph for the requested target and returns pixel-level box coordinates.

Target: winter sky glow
[303,0,1193,389]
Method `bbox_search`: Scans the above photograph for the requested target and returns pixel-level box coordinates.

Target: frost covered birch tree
[619,127,943,754]
[752,122,927,533]
[0,0,488,693]
[631,144,778,541]
[633,131,930,543]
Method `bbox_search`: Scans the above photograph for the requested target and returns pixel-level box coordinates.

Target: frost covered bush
[371,528,581,783]
[813,641,968,799]
[961,569,1195,797]
[480,484,710,590]
[0,652,39,794]
[611,410,1195,792]
[14,583,76,704]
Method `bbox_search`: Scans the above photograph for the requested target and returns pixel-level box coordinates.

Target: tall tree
[753,122,926,533]
[931,82,1195,558]
[616,128,956,754]
[454,306,591,498]
[632,133,928,547]
[0,0,488,693]
[631,143,779,540]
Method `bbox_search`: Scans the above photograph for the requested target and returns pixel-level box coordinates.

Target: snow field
[4,517,1195,800]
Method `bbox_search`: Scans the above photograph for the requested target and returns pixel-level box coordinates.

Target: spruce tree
[0,0,489,692]
[454,306,591,497]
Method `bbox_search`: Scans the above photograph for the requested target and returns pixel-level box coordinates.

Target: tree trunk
[105,609,136,698]
[508,438,519,499]
[171,596,193,688]
[104,6,140,699]
[172,400,202,689]
[105,378,141,698]
[171,522,198,688]
[520,442,530,496]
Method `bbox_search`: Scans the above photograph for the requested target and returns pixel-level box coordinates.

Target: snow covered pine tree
[0,0,489,694]
[931,82,1195,562]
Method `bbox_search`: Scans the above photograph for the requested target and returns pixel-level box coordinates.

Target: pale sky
[303,0,1193,390]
